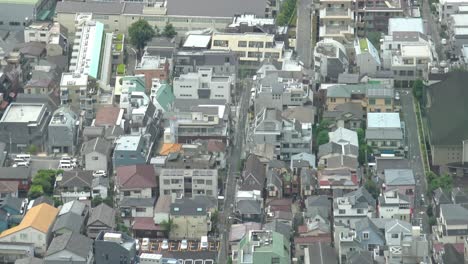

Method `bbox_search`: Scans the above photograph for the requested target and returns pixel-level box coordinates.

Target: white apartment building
[60,73,97,121]
[173,68,233,103]
[314,38,349,82]
[69,13,104,79]
[210,32,284,64]
[159,169,218,198]
[318,0,355,44]
[24,21,68,56]
[439,0,468,24]
[333,196,375,228]
[391,44,433,87]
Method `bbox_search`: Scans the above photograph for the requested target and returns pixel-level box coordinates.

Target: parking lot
[145,240,219,252]
[30,158,60,176]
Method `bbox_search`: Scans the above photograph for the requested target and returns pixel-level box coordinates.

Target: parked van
[14,162,29,168]
[13,158,29,165]
[58,163,73,171]
[200,236,208,250]
[16,154,31,162]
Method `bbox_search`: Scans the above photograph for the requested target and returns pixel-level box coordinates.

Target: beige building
[169,199,211,239]
[60,73,97,122]
[318,0,355,44]
[211,32,284,64]
[159,169,218,198]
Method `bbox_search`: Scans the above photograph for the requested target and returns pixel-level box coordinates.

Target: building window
[238,41,247,47]
[206,180,212,185]
[92,156,99,161]
[123,191,130,196]
[385,98,391,105]
[357,209,364,214]
[339,209,345,214]
[163,180,170,185]
[213,40,228,47]
[20,233,27,240]
[249,41,264,48]
[369,98,376,105]
[391,234,398,238]
[272,257,280,264]
[136,208,146,212]
[9,22,20,26]
[363,232,369,239]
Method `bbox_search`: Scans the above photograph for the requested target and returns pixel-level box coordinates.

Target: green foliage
[28,170,59,199]
[160,218,177,232]
[26,144,37,155]
[412,79,424,103]
[115,43,123,52]
[367,32,382,51]
[161,23,177,38]
[116,33,124,41]
[364,179,380,199]
[28,185,44,199]
[53,197,63,207]
[227,257,233,264]
[426,205,433,217]
[427,171,453,195]
[276,0,297,26]
[117,64,126,75]
[128,19,155,54]
[317,130,329,146]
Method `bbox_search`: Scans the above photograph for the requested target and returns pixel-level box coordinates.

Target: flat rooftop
[136,55,165,70]
[183,35,211,48]
[388,18,424,35]
[70,21,104,79]
[60,73,88,87]
[367,113,401,128]
[115,135,142,151]
[1,103,45,123]
[401,44,431,58]
[0,0,39,4]
[451,14,468,27]
[167,0,267,17]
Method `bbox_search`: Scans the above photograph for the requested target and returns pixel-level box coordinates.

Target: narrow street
[421,0,444,60]
[218,79,251,264]
[296,0,313,67]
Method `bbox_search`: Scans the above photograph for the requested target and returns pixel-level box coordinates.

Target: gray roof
[240,154,266,191]
[306,242,338,264]
[59,170,93,188]
[120,197,156,208]
[81,137,111,156]
[451,187,468,204]
[433,187,452,205]
[237,200,262,215]
[385,219,412,233]
[0,142,6,166]
[167,0,267,18]
[338,73,361,84]
[354,217,384,241]
[375,157,410,176]
[0,196,23,212]
[426,72,468,146]
[14,257,43,264]
[52,213,84,233]
[384,169,415,186]
[365,128,403,140]
[306,195,330,208]
[31,196,54,207]
[291,152,316,168]
[173,98,227,112]
[440,204,468,225]
[281,106,316,124]
[56,1,135,15]
[171,199,207,216]
[92,176,109,188]
[264,219,291,240]
[83,126,104,138]
[266,169,282,189]
[318,142,359,158]
[45,232,92,259]
[87,203,116,228]
[300,168,316,186]
[323,102,365,121]
[346,251,374,264]
[344,187,375,205]
[327,83,393,98]
[0,167,31,180]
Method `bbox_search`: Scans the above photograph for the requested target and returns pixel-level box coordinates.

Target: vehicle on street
[161,239,169,250]
[395,91,400,100]
[200,236,208,250]
[180,239,188,250]
[13,162,29,168]
[93,170,107,177]
[441,38,447,45]
[13,158,29,165]
[135,239,140,251]
[16,154,31,162]
[141,238,150,251]
[421,194,425,203]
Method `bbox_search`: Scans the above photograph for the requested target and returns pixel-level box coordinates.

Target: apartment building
[233,230,291,264]
[159,169,218,198]
[366,112,404,155]
[173,68,233,103]
[60,72,97,122]
[48,106,79,155]
[173,49,238,79]
[354,38,381,76]
[378,189,411,221]
[439,0,468,24]
[391,44,433,87]
[326,84,394,112]
[24,21,68,56]
[134,53,170,90]
[355,0,406,36]
[211,32,284,65]
[333,189,376,228]
[314,39,349,82]
[318,0,355,44]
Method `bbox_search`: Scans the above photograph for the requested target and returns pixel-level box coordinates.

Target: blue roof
[89,22,104,79]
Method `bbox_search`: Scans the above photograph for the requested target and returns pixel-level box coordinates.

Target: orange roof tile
[0,203,58,237]
[159,143,182,156]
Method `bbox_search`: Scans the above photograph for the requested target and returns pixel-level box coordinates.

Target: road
[217,79,250,264]
[421,0,444,60]
[399,91,429,232]
[295,0,313,67]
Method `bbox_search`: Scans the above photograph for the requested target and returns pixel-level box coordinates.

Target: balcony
[320,8,354,19]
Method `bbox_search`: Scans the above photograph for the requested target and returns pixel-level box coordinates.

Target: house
[264,219,292,242]
[59,73,96,122]
[0,243,36,264]
[233,230,290,264]
[113,135,150,168]
[304,195,331,227]
[24,22,68,57]
[265,199,293,225]
[0,203,58,255]
[54,170,93,203]
[378,189,411,221]
[92,176,109,199]
[333,187,376,228]
[434,204,468,243]
[354,38,381,76]
[0,197,23,232]
[48,106,78,155]
[353,217,386,252]
[346,251,374,264]
[134,53,170,90]
[303,241,338,264]
[159,169,218,198]
[318,127,359,170]
[452,187,468,204]
[150,80,175,113]
[366,112,404,156]
[207,139,227,169]
[239,154,267,193]
[323,102,365,131]
[81,137,112,172]
[52,200,89,236]
[0,168,32,197]
[426,72,468,167]
[44,232,93,264]
[281,106,316,126]
[153,195,171,225]
[0,181,19,198]
[116,164,157,201]
[87,203,116,239]
[169,198,211,239]
[433,187,452,216]
[266,169,283,199]
[384,219,412,246]
[290,152,316,176]
[316,167,359,191]
[14,256,44,264]
[300,168,317,198]
[94,232,137,264]
[326,84,394,113]
[173,49,238,79]
[120,197,156,227]
[383,169,415,206]
[235,190,263,222]
[373,157,410,182]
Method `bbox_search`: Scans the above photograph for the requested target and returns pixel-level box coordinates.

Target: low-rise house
[333,187,376,228]
[207,139,227,169]
[300,168,317,198]
[0,243,35,263]
[54,171,93,203]
[153,195,171,226]
[0,181,19,199]
[229,222,262,257]
[266,199,293,225]
[113,135,150,168]
[303,240,337,264]
[80,137,112,172]
[318,127,359,170]
[451,187,468,204]
[94,107,124,129]
[317,168,359,191]
[383,169,415,206]
[44,232,93,264]
[290,152,316,175]
[87,203,116,239]
[326,84,394,113]
[115,164,157,202]
[266,169,283,199]
[352,217,385,253]
[94,232,137,264]
[373,157,410,182]
[378,189,411,221]
[52,200,89,236]
[0,203,58,255]
[314,39,349,82]
[233,230,291,264]
[92,177,109,199]
[239,154,267,194]
[322,102,365,131]
[0,197,24,230]
[384,219,412,246]
[235,190,263,222]
[304,195,331,233]
[435,204,468,243]
[150,79,175,113]
[433,187,452,217]
[366,112,404,156]
[169,198,211,240]
[48,106,78,155]
[120,197,156,227]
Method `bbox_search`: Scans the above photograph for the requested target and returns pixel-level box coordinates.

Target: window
[238,41,247,47]
[134,190,141,194]
[369,98,376,105]
[249,41,264,48]
[208,116,214,121]
[385,98,391,105]
[196,179,205,184]
[171,179,180,184]
[391,234,398,238]
[272,257,280,264]
[20,233,27,239]
[9,22,20,26]
[339,209,345,214]
[357,209,364,214]
[163,179,170,185]
[206,180,212,185]
[92,156,99,161]
[136,208,146,212]
[213,40,228,47]
[40,33,46,37]
[363,232,369,239]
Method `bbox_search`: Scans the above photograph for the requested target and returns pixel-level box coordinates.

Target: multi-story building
[381,31,430,70]
[390,44,433,87]
[333,188,376,228]
[24,21,68,56]
[113,135,150,168]
[383,169,415,205]
[150,79,175,113]
[233,230,291,264]
[366,112,404,155]
[173,68,233,103]
[60,72,97,122]
[169,199,211,239]
[94,232,137,264]
[314,39,349,82]
[435,204,468,243]
[159,169,218,198]
[210,32,284,65]
[326,83,394,112]
[439,0,468,24]
[0,0,55,30]
[173,49,238,79]
[378,189,411,221]
[318,0,355,44]
[354,38,381,76]
[134,52,170,90]
[355,0,406,36]
[48,106,78,155]
[0,103,50,153]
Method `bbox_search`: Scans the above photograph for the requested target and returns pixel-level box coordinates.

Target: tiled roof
[207,140,226,152]
[132,217,163,231]
[159,143,182,156]
[0,203,58,237]
[116,164,157,189]
[87,203,115,228]
[94,106,122,126]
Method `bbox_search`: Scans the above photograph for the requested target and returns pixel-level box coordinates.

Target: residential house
[355,0,406,36]
[150,79,175,113]
[169,198,211,240]
[290,152,316,175]
[235,190,263,222]
[94,106,124,128]
[52,200,89,236]
[153,195,171,226]
[233,230,290,264]
[14,256,44,264]
[373,157,410,182]
[265,199,294,225]
[266,169,284,199]
[81,137,112,172]
[300,168,317,198]
[281,106,316,129]
[0,181,19,199]
[434,204,468,243]
[354,217,385,252]
[0,197,24,230]
[433,187,452,217]
[134,53,170,90]
[207,139,227,169]
[384,219,412,246]
[24,22,68,57]
[59,73,96,123]
[48,106,79,155]
[159,169,218,198]
[354,38,381,76]
[54,170,93,203]
[115,164,157,202]
[378,189,411,221]
[0,203,58,255]
[313,39,349,82]
[390,43,433,87]
[87,203,116,239]
[333,187,376,228]
[239,154,266,194]
[452,187,468,204]
[0,243,35,263]
[24,60,61,95]
[346,251,374,264]
[229,222,262,257]
[302,195,331,236]
[82,126,104,142]
[318,127,359,169]
[44,232,93,264]
[326,84,394,113]
[92,177,109,199]
[323,102,365,131]
[303,241,337,264]
[113,135,150,168]
[120,197,156,227]
[317,167,359,191]
[366,112,404,155]
[264,219,292,242]
[383,169,415,206]
[0,167,31,197]
[94,232,137,264]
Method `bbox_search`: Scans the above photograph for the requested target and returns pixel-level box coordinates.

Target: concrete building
[113,135,150,168]
[48,106,79,155]
[60,72,97,122]
[318,0,355,44]
[355,0,406,36]
[24,21,68,56]
[173,67,233,103]
[314,39,349,83]
[354,38,381,76]
[378,189,411,221]
[234,230,291,264]
[150,79,175,112]
[134,53,170,90]
[333,188,376,228]
[366,112,404,155]
[0,103,50,153]
[0,0,55,31]
[159,169,218,198]
[81,137,112,172]
[169,198,211,239]
[390,44,433,86]
[94,232,137,264]
[381,31,430,70]
[439,0,468,24]
[173,49,238,79]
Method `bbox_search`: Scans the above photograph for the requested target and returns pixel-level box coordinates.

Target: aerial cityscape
[0,0,465,263]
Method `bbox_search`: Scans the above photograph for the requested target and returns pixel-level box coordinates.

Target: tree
[92,196,113,208]
[317,130,329,146]
[160,219,177,233]
[26,144,38,155]
[161,23,176,38]
[128,19,155,57]
[276,0,297,26]
[364,179,380,199]
[412,79,424,103]
[53,197,63,207]
[28,185,44,199]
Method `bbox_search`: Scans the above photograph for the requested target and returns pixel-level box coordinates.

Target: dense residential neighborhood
[0,0,465,263]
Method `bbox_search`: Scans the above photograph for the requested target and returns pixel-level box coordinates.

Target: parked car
[180,239,188,250]
[161,239,169,250]
[93,170,107,177]
[395,91,400,101]
[200,236,208,250]
[135,239,140,251]
[141,238,150,251]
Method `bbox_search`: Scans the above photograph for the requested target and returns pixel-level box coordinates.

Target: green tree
[161,23,177,38]
[412,79,424,103]
[128,19,155,57]
[28,185,44,199]
[276,0,297,26]
[365,179,380,199]
[53,197,63,207]
[160,219,177,233]
[26,144,38,155]
[317,130,329,146]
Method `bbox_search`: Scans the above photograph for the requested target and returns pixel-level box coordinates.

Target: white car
[180,239,188,250]
[13,162,29,168]
[395,91,400,100]
[93,170,107,177]
[161,239,169,250]
[141,238,150,251]
[135,239,140,251]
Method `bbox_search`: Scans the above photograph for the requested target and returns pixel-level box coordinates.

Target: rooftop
[401,44,431,58]
[384,169,415,186]
[136,55,166,70]
[0,103,45,123]
[70,20,104,79]
[115,135,143,151]
[388,18,424,35]
[0,0,39,4]
[60,72,88,87]
[167,0,268,17]
[183,35,212,48]
[367,113,401,128]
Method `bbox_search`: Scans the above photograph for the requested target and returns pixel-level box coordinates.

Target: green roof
[252,232,290,264]
[156,83,175,112]
[122,75,146,93]
[0,0,39,4]
[359,38,368,51]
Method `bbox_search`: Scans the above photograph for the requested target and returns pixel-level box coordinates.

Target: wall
[113,149,146,168]
[48,125,75,155]
[0,227,46,255]
[432,145,463,166]
[44,250,88,264]
[0,3,34,31]
[94,239,136,264]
